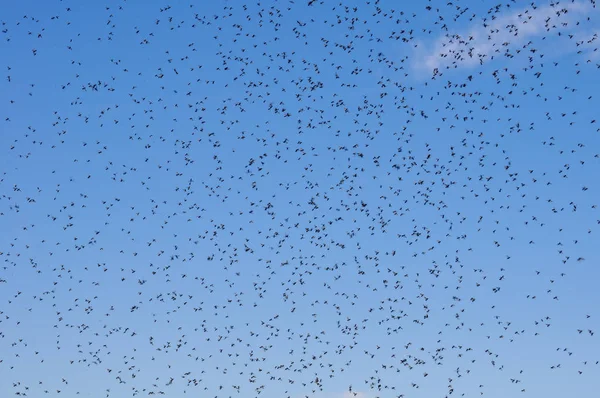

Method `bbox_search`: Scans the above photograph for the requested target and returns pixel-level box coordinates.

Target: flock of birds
[1,0,600,397]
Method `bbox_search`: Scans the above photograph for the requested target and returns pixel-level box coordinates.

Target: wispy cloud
[414,1,596,73]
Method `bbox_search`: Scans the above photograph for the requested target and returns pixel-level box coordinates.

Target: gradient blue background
[1,1,600,397]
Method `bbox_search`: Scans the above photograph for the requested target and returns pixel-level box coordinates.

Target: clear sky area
[1,1,600,397]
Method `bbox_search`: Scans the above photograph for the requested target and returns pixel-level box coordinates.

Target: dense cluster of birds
[1,0,600,397]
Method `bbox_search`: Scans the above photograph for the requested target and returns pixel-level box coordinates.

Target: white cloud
[414,1,596,73]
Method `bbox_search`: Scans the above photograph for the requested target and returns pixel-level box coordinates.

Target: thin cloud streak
[415,1,596,73]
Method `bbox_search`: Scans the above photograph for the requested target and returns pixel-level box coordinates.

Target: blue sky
[1,0,600,397]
